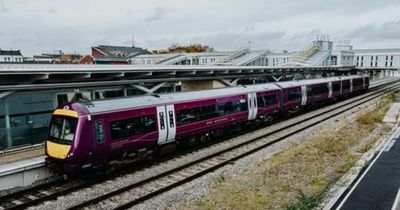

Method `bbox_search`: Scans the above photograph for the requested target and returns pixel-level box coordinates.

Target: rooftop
[351,48,400,54]
[0,49,22,56]
[93,45,152,58]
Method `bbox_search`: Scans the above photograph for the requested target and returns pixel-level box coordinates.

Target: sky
[0,0,400,56]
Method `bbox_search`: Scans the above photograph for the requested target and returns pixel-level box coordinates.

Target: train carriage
[45,75,369,175]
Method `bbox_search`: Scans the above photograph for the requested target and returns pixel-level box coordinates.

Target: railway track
[65,82,400,209]
[0,78,398,210]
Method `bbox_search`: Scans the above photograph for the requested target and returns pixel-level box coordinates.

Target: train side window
[307,85,328,96]
[257,95,276,107]
[169,111,174,128]
[95,120,105,144]
[110,115,157,140]
[353,79,362,87]
[257,96,265,107]
[288,88,301,100]
[159,112,165,130]
[306,86,314,96]
[343,80,350,89]
[264,95,277,106]
[332,83,341,92]
[176,99,246,126]
[177,105,217,125]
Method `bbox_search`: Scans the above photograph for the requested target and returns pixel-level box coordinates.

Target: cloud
[244,25,256,33]
[345,21,400,41]
[145,31,289,51]
[144,7,174,22]
[49,8,56,14]
[1,0,400,56]
[0,2,10,14]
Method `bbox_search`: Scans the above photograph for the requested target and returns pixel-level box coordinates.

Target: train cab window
[48,116,77,145]
[110,115,156,140]
[332,83,341,92]
[287,88,301,101]
[94,120,105,144]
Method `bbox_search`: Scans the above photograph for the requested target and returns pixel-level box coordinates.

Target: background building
[131,38,400,68]
[79,45,152,64]
[0,49,23,63]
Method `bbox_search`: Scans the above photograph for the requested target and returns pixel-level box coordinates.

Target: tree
[153,44,215,54]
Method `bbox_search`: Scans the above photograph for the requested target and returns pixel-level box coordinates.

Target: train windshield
[48,115,77,144]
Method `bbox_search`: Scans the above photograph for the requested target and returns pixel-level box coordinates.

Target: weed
[287,192,319,210]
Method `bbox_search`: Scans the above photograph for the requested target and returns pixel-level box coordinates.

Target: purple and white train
[45,75,369,175]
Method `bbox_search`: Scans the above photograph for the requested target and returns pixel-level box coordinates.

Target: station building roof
[0,50,22,56]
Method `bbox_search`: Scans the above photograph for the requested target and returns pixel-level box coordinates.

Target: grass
[357,94,395,125]
[181,93,397,210]
[287,192,319,210]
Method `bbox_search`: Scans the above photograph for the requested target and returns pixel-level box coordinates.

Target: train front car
[45,102,91,175]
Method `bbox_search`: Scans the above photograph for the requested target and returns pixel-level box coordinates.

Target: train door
[363,77,366,89]
[156,105,176,145]
[328,82,333,98]
[248,92,257,120]
[301,85,307,106]
[350,79,353,93]
[340,80,343,94]
[93,118,107,166]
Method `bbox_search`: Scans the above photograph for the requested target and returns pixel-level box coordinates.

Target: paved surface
[0,155,45,176]
[338,126,400,210]
[0,147,44,165]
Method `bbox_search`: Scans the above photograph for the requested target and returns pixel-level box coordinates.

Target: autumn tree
[152,44,215,54]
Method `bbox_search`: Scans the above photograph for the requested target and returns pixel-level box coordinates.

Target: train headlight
[67,152,74,158]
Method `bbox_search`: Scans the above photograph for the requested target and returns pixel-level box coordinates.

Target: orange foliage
[152,44,215,54]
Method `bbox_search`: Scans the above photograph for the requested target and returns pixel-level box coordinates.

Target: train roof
[80,75,367,114]
[82,83,280,114]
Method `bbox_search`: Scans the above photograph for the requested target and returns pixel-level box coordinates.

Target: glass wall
[0,93,55,150]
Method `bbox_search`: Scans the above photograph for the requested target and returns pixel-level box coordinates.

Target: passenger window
[333,83,341,92]
[176,98,247,126]
[110,115,156,140]
[288,88,301,100]
[257,95,276,107]
[169,111,174,128]
[257,96,265,107]
[95,120,105,144]
[159,112,165,130]
[264,95,277,106]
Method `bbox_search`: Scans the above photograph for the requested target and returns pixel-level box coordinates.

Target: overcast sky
[1,0,400,56]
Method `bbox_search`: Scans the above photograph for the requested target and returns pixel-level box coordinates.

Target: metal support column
[123,88,128,97]
[0,91,15,148]
[4,97,12,148]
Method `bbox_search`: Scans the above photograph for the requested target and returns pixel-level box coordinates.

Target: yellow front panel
[54,109,79,118]
[46,141,71,159]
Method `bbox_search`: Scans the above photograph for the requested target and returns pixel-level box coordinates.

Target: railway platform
[332,105,400,210]
[0,147,48,192]
[0,155,47,191]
